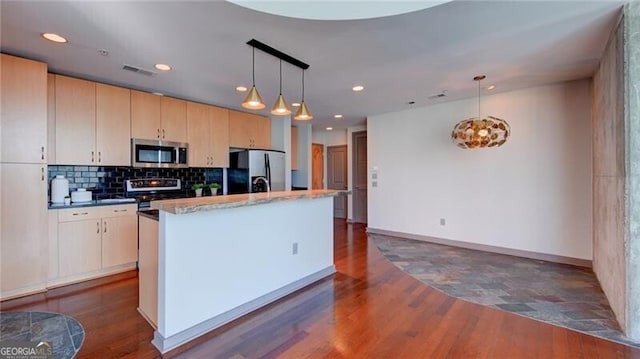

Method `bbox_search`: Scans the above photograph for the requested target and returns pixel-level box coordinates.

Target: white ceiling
[0,1,624,130]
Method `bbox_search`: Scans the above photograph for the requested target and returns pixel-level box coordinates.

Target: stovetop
[125,178,192,209]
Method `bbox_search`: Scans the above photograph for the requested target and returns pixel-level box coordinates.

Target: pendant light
[241,47,265,110]
[294,69,313,121]
[451,75,510,149]
[271,59,291,115]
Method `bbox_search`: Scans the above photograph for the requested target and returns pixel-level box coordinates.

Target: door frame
[352,131,367,224]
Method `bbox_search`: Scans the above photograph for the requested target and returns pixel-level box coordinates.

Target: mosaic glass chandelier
[452,75,510,149]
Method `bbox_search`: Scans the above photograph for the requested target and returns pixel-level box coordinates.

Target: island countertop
[150,189,349,215]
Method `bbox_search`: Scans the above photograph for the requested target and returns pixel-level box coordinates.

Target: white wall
[368,80,593,260]
[292,124,311,188]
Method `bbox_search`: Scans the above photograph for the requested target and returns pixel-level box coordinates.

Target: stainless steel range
[125,178,190,219]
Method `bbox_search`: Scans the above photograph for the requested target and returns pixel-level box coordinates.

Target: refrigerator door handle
[265,153,271,186]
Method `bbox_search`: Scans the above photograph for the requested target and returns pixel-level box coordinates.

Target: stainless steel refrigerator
[228,149,285,194]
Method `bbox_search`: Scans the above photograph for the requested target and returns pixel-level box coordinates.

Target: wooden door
[96,83,131,166]
[101,215,138,268]
[353,131,368,223]
[312,143,324,190]
[209,105,230,167]
[55,75,96,165]
[58,219,102,278]
[187,101,211,167]
[131,90,161,140]
[228,110,255,148]
[160,97,187,143]
[253,115,271,149]
[1,54,47,163]
[328,145,347,219]
[0,163,47,298]
[291,126,298,170]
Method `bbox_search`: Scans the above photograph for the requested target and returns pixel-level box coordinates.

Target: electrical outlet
[371,173,378,180]
[292,242,298,255]
[440,218,446,226]
[372,181,378,187]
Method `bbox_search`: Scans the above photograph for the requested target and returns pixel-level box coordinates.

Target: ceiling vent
[122,64,157,77]
[428,93,446,100]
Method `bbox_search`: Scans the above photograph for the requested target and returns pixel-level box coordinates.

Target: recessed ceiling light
[291,102,301,107]
[326,127,333,131]
[487,84,496,90]
[334,114,343,119]
[42,33,67,43]
[236,86,248,92]
[154,64,171,71]
[352,85,364,92]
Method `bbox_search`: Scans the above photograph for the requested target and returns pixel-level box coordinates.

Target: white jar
[51,175,70,204]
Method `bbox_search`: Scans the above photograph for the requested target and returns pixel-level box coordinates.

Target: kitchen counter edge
[48,199,137,210]
[151,190,350,215]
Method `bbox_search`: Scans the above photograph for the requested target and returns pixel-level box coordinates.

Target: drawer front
[58,207,102,222]
[101,204,137,218]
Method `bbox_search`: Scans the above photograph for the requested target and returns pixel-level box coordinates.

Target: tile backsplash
[47,165,223,199]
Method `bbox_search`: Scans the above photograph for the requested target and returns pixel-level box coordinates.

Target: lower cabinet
[52,204,137,284]
[138,215,158,328]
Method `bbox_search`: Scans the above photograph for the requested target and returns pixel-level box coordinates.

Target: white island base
[150,192,340,353]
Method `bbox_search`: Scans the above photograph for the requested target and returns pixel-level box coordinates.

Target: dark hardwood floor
[2,220,639,358]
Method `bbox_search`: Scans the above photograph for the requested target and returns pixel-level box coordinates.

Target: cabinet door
[291,126,298,170]
[187,102,211,167]
[96,83,131,166]
[161,97,187,143]
[55,75,96,165]
[101,215,138,268]
[47,74,56,164]
[0,163,48,298]
[228,110,255,148]
[131,90,161,140]
[253,115,271,149]
[209,105,229,168]
[138,216,158,327]
[1,54,47,163]
[58,219,102,278]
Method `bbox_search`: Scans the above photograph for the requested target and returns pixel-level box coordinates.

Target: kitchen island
[145,190,347,353]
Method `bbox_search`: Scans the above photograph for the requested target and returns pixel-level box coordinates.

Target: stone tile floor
[0,311,84,358]
[370,234,640,348]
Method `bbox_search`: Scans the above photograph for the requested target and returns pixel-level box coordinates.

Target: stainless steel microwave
[131,138,188,168]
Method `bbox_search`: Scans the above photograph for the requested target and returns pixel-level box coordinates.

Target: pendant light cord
[279,59,283,95]
[477,77,481,118]
[301,70,305,101]
[252,47,256,86]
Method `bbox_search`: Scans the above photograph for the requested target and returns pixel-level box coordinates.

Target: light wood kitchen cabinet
[47,74,56,164]
[291,126,298,170]
[55,75,96,165]
[55,204,137,281]
[96,83,131,165]
[0,163,48,300]
[228,110,271,149]
[1,54,47,164]
[187,102,229,167]
[138,215,159,328]
[55,76,131,166]
[131,91,187,143]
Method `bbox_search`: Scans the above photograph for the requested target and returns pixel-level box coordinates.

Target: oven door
[132,139,188,168]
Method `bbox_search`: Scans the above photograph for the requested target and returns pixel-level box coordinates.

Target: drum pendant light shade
[242,47,266,110]
[271,60,291,115]
[294,69,313,121]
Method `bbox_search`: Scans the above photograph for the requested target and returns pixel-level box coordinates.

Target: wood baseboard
[366,227,592,268]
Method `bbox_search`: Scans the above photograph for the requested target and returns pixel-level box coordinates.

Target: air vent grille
[122,64,157,77]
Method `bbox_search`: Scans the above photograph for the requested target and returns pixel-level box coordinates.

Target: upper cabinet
[1,54,47,163]
[228,110,271,149]
[131,90,187,143]
[187,102,229,168]
[54,75,131,166]
[291,126,298,170]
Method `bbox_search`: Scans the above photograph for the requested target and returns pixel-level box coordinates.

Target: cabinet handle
[157,128,160,139]
[104,221,107,233]
[73,212,89,216]
[98,152,101,163]
[162,129,165,139]
[97,222,100,234]
[113,209,128,213]
[41,167,44,181]
[41,146,45,160]
[91,151,95,162]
